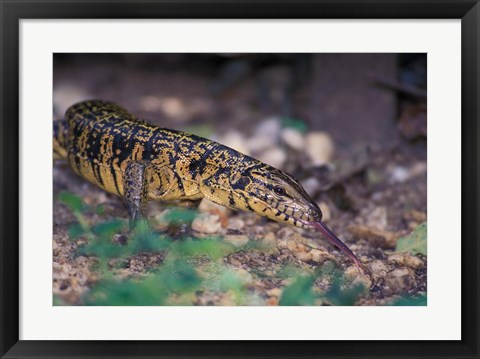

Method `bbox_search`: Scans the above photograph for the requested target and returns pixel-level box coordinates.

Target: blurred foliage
[183,125,214,139]
[395,222,427,255]
[279,276,316,305]
[281,117,308,134]
[390,293,427,306]
[56,191,416,306]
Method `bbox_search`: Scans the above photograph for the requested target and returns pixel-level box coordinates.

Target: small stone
[258,147,287,169]
[365,206,388,231]
[410,162,427,177]
[318,202,331,222]
[219,130,250,155]
[280,128,305,151]
[404,209,427,223]
[266,288,282,297]
[368,260,388,281]
[278,232,332,264]
[388,253,424,269]
[75,256,88,265]
[301,177,320,196]
[261,232,277,248]
[52,240,59,256]
[347,224,401,248]
[248,118,281,153]
[388,166,410,183]
[198,199,229,227]
[344,266,372,288]
[227,217,245,231]
[305,131,334,166]
[385,268,416,292]
[191,213,222,234]
[224,234,249,247]
[53,84,90,117]
[199,198,229,215]
[256,117,281,138]
[388,162,427,184]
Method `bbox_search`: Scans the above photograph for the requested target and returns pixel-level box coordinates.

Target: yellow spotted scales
[53,100,363,268]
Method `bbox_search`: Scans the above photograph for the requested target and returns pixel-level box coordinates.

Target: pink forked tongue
[312,221,364,270]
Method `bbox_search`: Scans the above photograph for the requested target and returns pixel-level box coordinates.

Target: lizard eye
[273,186,286,196]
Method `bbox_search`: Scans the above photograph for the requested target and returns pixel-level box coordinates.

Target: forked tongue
[312,221,364,271]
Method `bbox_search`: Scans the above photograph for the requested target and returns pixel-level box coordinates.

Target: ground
[53,54,427,306]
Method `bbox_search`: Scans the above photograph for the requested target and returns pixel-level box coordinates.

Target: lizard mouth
[302,220,364,270]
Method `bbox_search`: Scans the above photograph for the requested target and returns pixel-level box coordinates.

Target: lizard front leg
[124,161,150,227]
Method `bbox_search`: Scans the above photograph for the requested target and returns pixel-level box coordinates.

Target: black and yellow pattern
[53,100,362,268]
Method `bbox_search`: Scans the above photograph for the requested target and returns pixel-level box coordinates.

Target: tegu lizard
[53,100,363,268]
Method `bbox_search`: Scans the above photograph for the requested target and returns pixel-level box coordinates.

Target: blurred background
[53,53,427,306]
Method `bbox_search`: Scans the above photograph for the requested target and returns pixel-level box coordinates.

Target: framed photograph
[1,0,478,358]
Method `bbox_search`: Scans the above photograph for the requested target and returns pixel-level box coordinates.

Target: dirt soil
[53,54,427,305]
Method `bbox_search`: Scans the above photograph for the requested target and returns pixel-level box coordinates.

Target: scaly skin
[53,100,363,268]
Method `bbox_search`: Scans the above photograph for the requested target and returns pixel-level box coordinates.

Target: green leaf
[172,237,233,259]
[79,240,125,259]
[58,191,85,213]
[282,117,308,134]
[391,293,427,306]
[84,277,168,306]
[279,275,316,306]
[324,277,365,306]
[164,208,198,224]
[96,204,106,215]
[129,232,170,253]
[92,219,126,238]
[183,125,214,139]
[68,222,85,239]
[395,222,427,255]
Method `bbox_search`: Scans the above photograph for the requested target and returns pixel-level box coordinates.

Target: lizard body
[54,100,362,267]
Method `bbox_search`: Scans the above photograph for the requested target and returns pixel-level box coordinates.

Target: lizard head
[229,166,322,228]
[200,160,363,269]
[218,164,363,269]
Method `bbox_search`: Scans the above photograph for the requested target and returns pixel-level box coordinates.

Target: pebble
[318,202,331,222]
[191,213,222,234]
[199,198,229,216]
[343,266,372,289]
[218,130,250,155]
[347,224,400,248]
[305,131,334,166]
[404,209,427,223]
[388,166,410,183]
[280,128,305,151]
[385,268,416,292]
[368,260,388,281]
[53,84,90,117]
[198,198,229,227]
[387,253,424,269]
[52,241,60,256]
[248,118,281,152]
[227,217,245,231]
[224,234,249,247]
[260,232,277,249]
[365,206,388,231]
[278,232,332,264]
[388,162,427,184]
[258,147,287,169]
[301,177,320,196]
[266,288,282,297]
[256,117,281,138]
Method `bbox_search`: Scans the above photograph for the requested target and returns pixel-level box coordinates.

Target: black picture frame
[1,1,478,358]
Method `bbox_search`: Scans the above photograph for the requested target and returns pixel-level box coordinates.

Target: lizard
[53,100,363,268]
